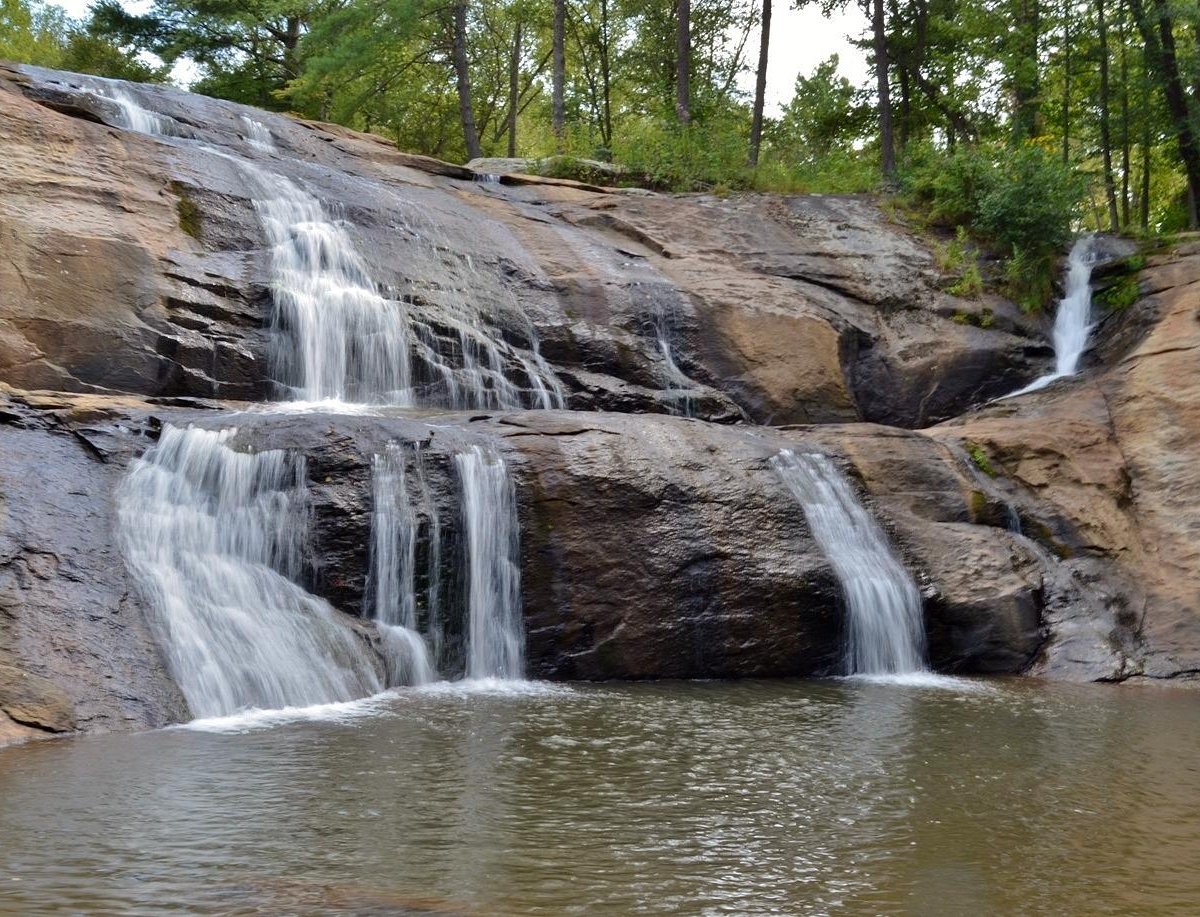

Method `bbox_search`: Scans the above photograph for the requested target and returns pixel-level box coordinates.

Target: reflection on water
[1,679,1198,915]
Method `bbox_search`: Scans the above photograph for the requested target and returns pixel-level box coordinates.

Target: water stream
[457,445,525,679]
[366,443,436,687]
[772,450,927,675]
[1003,237,1096,398]
[117,426,383,718]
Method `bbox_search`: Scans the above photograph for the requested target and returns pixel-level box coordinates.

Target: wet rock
[1,64,1044,428]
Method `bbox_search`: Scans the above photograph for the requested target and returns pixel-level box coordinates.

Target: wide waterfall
[1004,237,1096,398]
[117,426,383,718]
[367,443,436,686]
[772,450,926,675]
[456,445,525,679]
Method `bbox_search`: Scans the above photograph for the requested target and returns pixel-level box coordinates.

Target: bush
[900,142,1086,310]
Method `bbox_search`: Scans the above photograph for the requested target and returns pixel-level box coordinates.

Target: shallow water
[1,678,1197,915]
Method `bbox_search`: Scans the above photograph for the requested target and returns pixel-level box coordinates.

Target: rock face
[0,63,1197,742]
[0,62,1047,426]
[931,240,1200,681]
[0,389,1054,740]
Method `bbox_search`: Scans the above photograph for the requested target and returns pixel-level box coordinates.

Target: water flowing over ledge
[118,425,383,718]
[772,450,927,676]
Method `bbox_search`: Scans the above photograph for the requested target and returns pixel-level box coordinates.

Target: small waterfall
[240,115,274,151]
[1004,237,1096,398]
[367,443,436,686]
[455,445,525,679]
[473,173,502,184]
[248,168,417,405]
[772,450,926,675]
[84,78,172,135]
[118,426,383,718]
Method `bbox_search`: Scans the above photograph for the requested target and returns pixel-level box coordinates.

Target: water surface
[1,678,1197,915]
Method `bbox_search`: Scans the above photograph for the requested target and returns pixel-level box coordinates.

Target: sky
[53,0,870,117]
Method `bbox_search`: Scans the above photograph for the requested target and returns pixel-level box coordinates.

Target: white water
[248,168,420,405]
[772,450,926,675]
[456,445,525,679]
[86,79,172,135]
[367,443,436,686]
[118,426,383,718]
[1004,237,1096,398]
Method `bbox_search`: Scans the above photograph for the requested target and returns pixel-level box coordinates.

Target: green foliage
[938,226,984,299]
[1095,274,1141,311]
[965,441,997,477]
[170,181,202,239]
[902,142,1085,311]
[613,116,749,191]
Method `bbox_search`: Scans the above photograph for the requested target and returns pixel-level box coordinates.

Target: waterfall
[117,426,383,718]
[367,443,436,686]
[247,168,418,406]
[772,450,926,675]
[86,80,172,136]
[1004,237,1096,398]
[455,445,525,679]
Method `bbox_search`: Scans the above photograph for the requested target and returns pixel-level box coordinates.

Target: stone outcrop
[0,388,1056,739]
[930,240,1200,682]
[1,63,1198,743]
[0,62,1048,426]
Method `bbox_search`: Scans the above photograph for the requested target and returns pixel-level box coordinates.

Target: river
[1,678,1197,915]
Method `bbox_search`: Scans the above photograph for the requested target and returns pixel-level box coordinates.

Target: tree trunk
[1012,0,1041,141]
[871,0,896,179]
[1140,56,1152,228]
[1130,0,1200,228]
[1061,0,1070,162]
[1098,0,1120,230]
[600,0,613,153]
[1119,0,1132,225]
[676,0,691,124]
[453,0,482,160]
[507,23,521,157]
[553,0,565,147]
[748,0,771,165]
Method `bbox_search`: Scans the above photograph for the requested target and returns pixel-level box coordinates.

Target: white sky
[53,0,870,116]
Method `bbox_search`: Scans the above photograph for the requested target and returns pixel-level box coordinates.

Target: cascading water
[367,443,436,686]
[772,450,926,675]
[90,80,539,714]
[456,445,525,679]
[249,168,419,405]
[1004,237,1096,398]
[87,79,172,135]
[117,425,383,717]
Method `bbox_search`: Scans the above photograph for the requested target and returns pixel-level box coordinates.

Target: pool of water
[1,677,1197,915]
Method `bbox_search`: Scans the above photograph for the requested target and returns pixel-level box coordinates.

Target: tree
[748,0,770,165]
[868,0,895,178]
[676,0,690,123]
[452,0,482,158]
[1128,0,1200,227]
[552,0,565,145]
[1097,0,1120,229]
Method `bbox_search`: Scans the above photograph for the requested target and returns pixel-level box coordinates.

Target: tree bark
[508,22,521,158]
[452,0,482,160]
[1140,56,1152,228]
[676,0,691,124]
[1061,0,1070,162]
[748,0,771,165]
[600,0,612,153]
[1011,0,1041,141]
[1098,0,1121,229]
[871,0,896,179]
[553,0,566,147]
[1119,0,1132,225]
[1130,0,1200,228]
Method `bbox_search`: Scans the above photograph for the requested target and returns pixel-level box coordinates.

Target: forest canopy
[4,0,1200,303]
